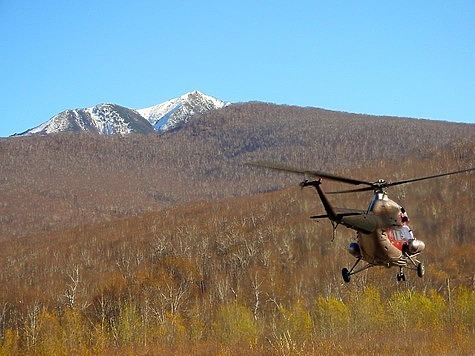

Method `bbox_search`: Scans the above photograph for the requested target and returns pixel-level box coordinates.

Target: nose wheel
[396,268,406,282]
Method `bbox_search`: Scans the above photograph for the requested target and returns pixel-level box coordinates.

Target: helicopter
[248,162,474,282]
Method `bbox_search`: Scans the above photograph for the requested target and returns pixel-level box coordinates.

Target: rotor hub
[372,179,389,193]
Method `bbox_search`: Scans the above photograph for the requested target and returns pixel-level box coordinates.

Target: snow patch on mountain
[86,104,137,135]
[27,111,76,135]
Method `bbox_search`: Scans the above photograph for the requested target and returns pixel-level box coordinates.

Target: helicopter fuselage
[309,180,425,281]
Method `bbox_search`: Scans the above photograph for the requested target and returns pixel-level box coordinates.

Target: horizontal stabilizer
[337,212,364,217]
[310,214,329,219]
[311,210,364,220]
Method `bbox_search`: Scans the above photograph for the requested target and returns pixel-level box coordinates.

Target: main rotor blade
[327,186,375,194]
[387,167,475,187]
[328,167,475,194]
[247,161,372,186]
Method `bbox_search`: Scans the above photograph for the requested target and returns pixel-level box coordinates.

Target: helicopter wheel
[417,262,425,278]
[397,272,406,282]
[342,268,351,283]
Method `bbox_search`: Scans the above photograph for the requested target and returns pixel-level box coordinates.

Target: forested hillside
[0,103,473,354]
[1,102,473,239]
[0,145,473,354]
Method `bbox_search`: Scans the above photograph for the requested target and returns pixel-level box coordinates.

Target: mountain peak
[137,91,230,132]
[181,90,202,98]
[18,103,154,136]
[16,91,230,136]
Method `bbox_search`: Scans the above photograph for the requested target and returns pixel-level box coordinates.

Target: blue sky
[1,1,474,137]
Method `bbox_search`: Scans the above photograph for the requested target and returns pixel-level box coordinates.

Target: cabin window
[401,225,413,240]
[392,227,413,241]
[392,229,403,241]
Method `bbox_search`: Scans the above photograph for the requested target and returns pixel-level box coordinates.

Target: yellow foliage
[0,329,20,356]
[156,312,188,346]
[61,308,90,354]
[314,295,349,337]
[451,286,475,327]
[213,303,258,346]
[188,312,206,342]
[90,323,108,355]
[36,309,65,355]
[388,290,412,331]
[349,287,384,331]
[277,300,314,341]
[116,302,142,346]
[409,290,446,329]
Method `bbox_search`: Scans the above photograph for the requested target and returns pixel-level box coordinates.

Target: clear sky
[1,1,474,137]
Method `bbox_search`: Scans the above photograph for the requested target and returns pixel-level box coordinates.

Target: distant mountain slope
[174,102,474,169]
[16,91,228,136]
[1,102,473,239]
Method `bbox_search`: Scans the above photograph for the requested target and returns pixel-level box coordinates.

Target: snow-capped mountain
[17,91,229,136]
[137,91,230,132]
[20,104,155,136]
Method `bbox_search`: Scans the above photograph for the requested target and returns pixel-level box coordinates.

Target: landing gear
[399,249,425,281]
[341,257,374,283]
[342,268,351,283]
[417,262,425,278]
[396,268,406,282]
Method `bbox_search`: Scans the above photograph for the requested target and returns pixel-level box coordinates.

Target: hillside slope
[0,102,474,354]
[0,147,473,354]
[0,102,473,239]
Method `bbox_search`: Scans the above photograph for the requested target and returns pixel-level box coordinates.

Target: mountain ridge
[16,90,229,136]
